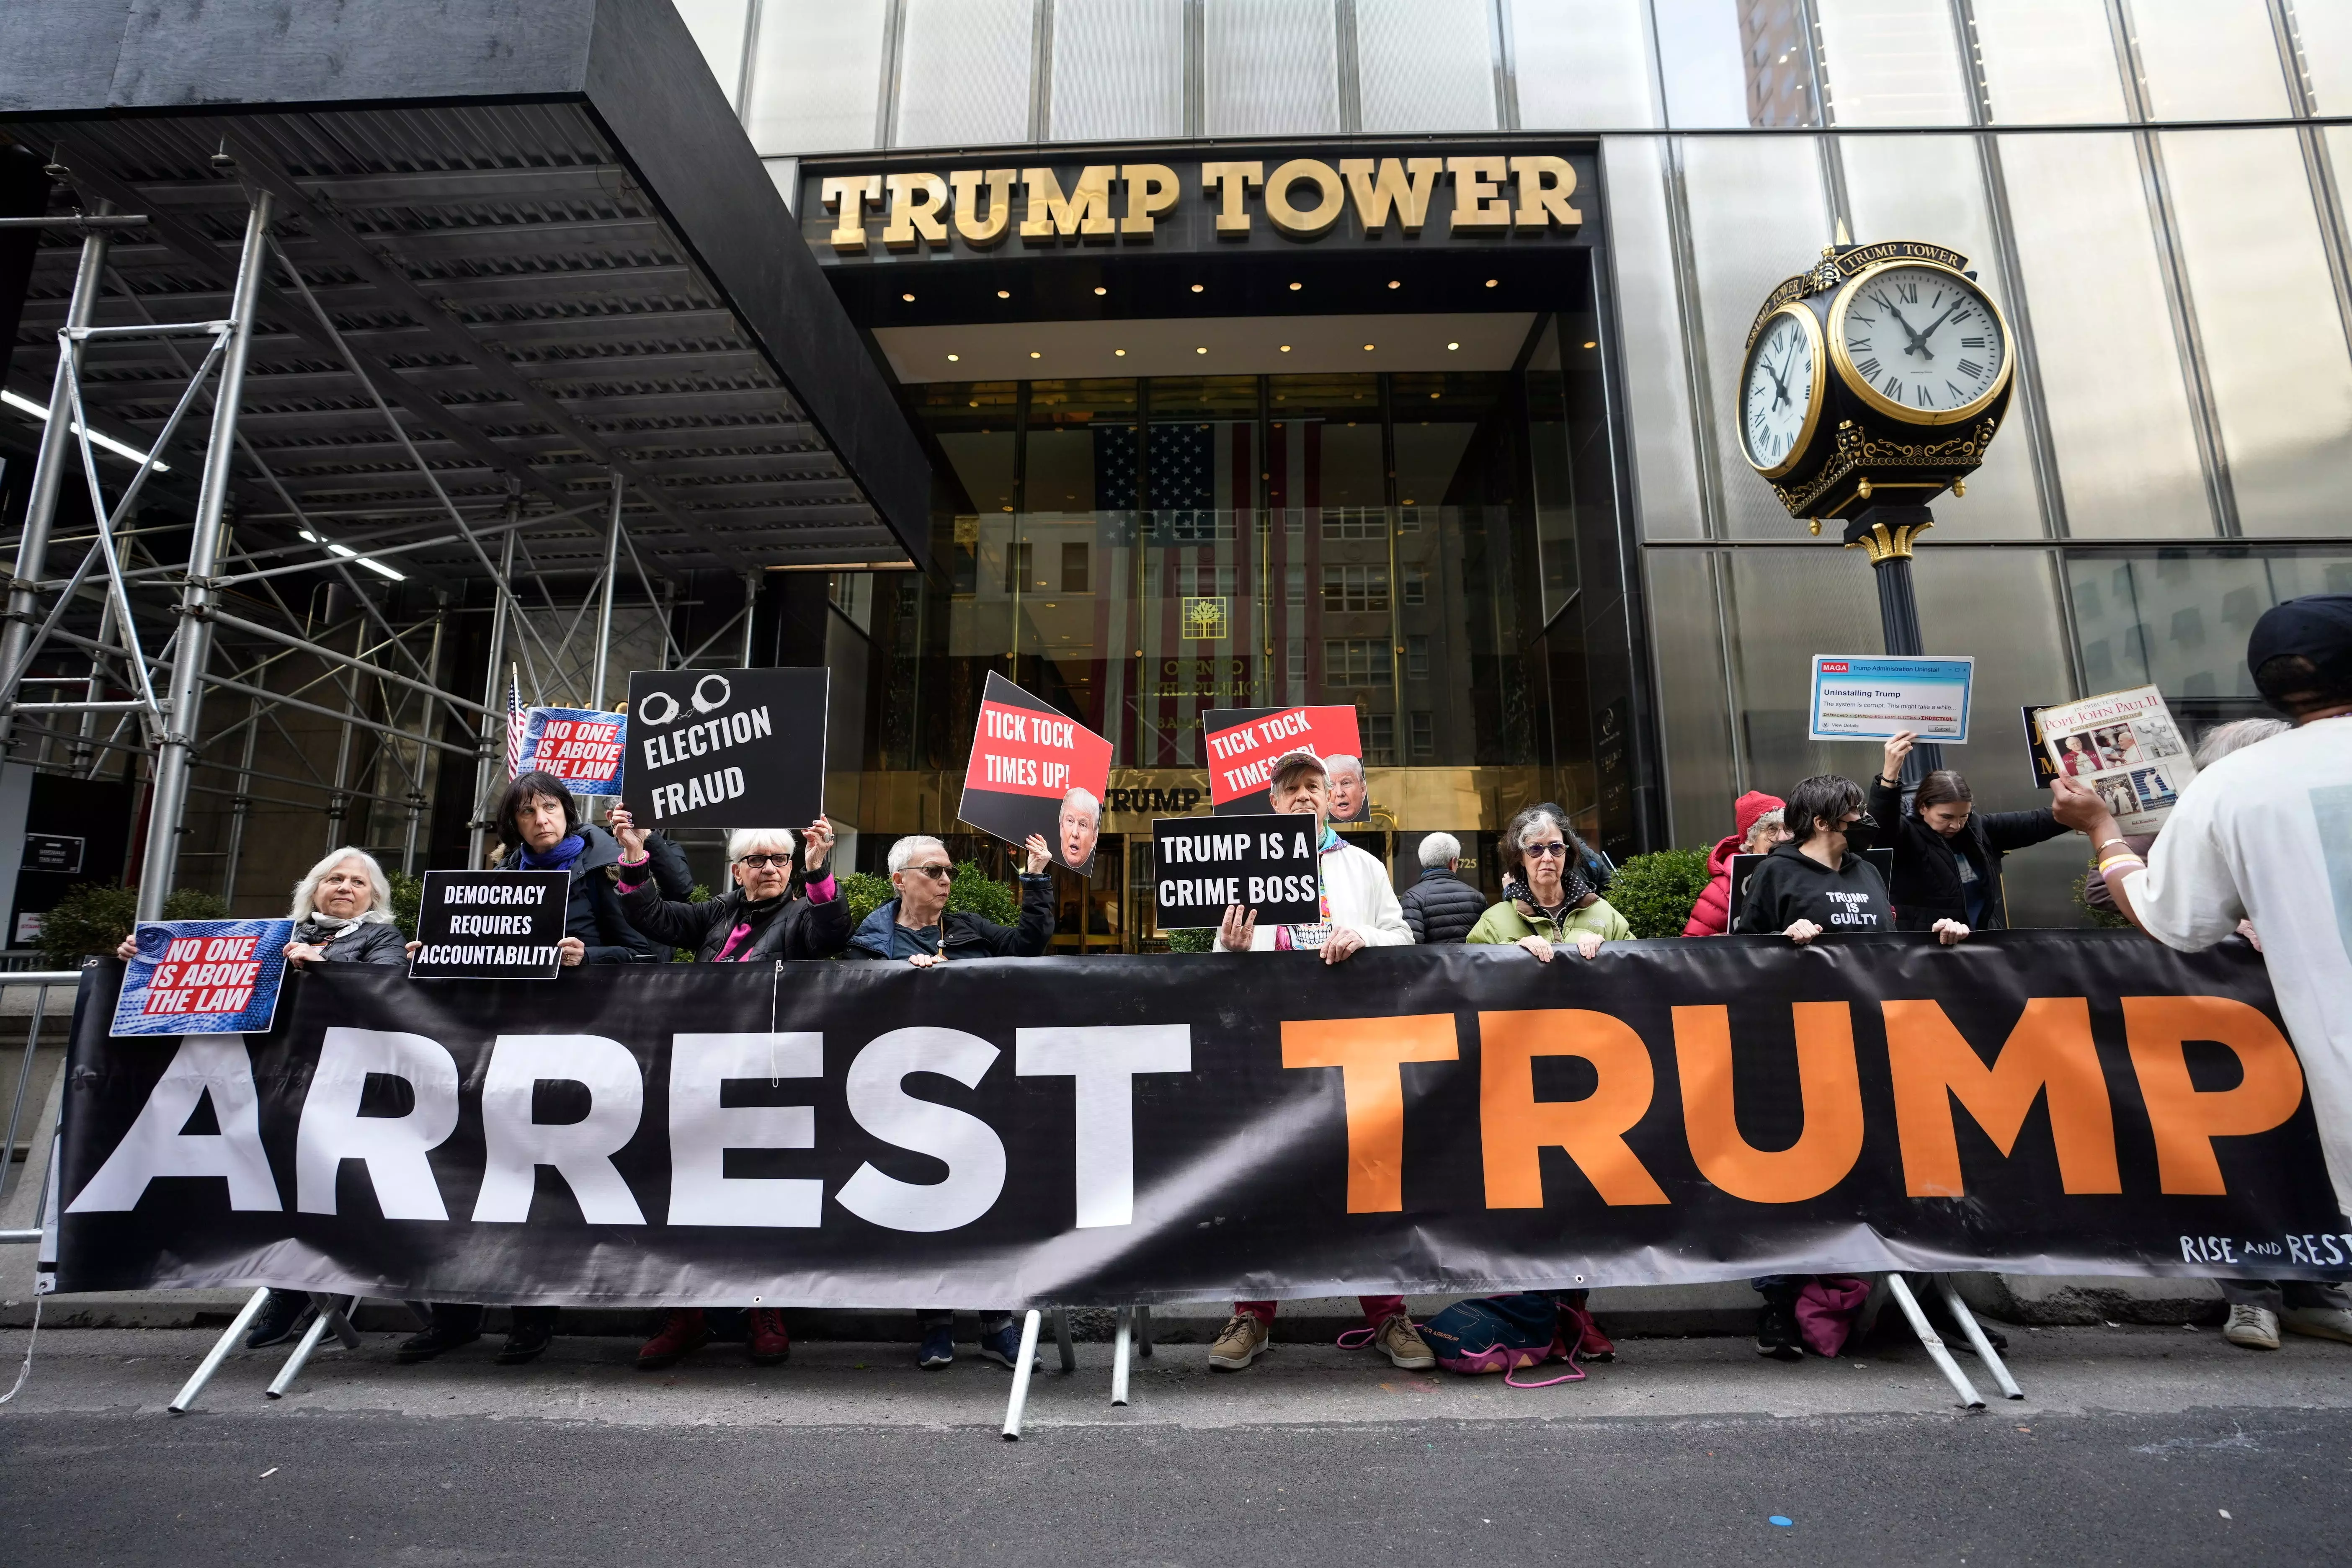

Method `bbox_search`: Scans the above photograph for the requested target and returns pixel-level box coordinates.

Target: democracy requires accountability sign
[623,668,827,831]
[52,934,2351,1306]
[407,870,571,980]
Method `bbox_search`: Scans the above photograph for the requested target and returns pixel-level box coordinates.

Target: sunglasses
[901,864,954,882]
[734,853,794,870]
[1523,841,1570,859]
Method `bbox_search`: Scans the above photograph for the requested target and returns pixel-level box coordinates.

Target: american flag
[504,668,526,778]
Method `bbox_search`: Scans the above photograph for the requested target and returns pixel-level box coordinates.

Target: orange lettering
[1478,1010,1669,1208]
[1673,1003,1862,1204]
[1281,1015,1457,1213]
[1885,998,2118,1197]
[2125,995,2305,1195]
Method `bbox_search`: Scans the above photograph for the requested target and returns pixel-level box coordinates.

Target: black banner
[53,933,2352,1308]
[407,870,569,979]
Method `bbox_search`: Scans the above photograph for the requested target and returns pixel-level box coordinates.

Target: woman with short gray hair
[606,810,844,965]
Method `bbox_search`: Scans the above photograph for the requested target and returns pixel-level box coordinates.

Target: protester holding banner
[846,833,1055,965]
[1683,792,1787,938]
[482,769,661,967]
[2054,594,2352,1351]
[1465,804,1632,959]
[1398,832,1486,944]
[1204,748,1427,1373]
[1867,732,2065,932]
[1739,774,1968,945]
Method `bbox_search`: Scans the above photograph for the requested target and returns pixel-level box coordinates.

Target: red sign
[957,672,1114,872]
[1200,705,1365,817]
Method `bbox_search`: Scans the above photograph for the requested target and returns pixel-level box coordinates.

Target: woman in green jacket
[1465,803,1633,961]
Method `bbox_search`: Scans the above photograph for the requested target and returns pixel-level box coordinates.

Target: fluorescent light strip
[299,528,406,581]
[1,388,171,472]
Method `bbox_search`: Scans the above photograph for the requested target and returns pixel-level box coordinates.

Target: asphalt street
[5,1326,2351,1565]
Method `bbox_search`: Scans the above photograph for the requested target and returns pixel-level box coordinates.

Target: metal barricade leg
[1884,1273,1985,1410]
[263,1295,359,1400]
[1000,1309,1044,1441]
[1052,1307,1075,1373]
[168,1287,272,1413]
[1111,1305,1133,1406]
[1936,1276,2024,1400]
[1137,1302,1153,1359]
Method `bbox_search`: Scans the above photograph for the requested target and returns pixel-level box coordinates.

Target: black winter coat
[500,825,662,964]
[617,875,850,963]
[1864,777,2066,931]
[291,917,407,965]
[843,874,1056,959]
[1398,868,1485,944]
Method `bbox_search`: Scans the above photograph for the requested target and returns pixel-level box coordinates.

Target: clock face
[1836,264,2008,420]
[1740,306,1822,476]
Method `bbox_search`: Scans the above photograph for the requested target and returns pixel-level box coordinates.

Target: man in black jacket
[1867,731,2066,931]
[1399,831,1484,944]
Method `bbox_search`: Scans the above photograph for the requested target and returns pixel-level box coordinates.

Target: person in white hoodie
[1209,748,1427,1371]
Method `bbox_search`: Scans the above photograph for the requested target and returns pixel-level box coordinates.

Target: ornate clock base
[1842,504,1944,777]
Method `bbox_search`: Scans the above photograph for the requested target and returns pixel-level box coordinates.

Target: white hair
[1324,753,1365,782]
[726,828,797,863]
[2194,718,2289,768]
[888,834,949,874]
[1417,831,1461,868]
[290,847,394,925]
[1060,787,1101,823]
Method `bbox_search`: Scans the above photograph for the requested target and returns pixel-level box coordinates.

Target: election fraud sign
[52,932,2352,1308]
[407,871,571,979]
[1200,704,1369,819]
[110,919,296,1037]
[1808,655,1976,743]
[517,707,627,796]
[1151,812,1322,927]
[623,668,827,830]
[957,671,1114,873]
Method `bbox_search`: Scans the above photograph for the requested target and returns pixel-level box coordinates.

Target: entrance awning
[0,0,932,576]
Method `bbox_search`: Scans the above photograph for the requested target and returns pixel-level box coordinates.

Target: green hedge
[36,883,230,969]
[1163,927,1215,952]
[1605,848,1715,939]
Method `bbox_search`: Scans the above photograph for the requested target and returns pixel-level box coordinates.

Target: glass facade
[682,0,2352,938]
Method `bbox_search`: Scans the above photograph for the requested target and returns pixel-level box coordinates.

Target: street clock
[1738,240,2014,529]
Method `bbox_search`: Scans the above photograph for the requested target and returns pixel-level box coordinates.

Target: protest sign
[110,919,294,1037]
[2021,704,2062,790]
[1201,705,1369,820]
[1152,812,1322,928]
[1726,849,1894,933]
[1808,655,1975,743]
[516,707,627,796]
[956,671,1114,872]
[2033,685,2194,834]
[622,668,827,831]
[407,870,571,979]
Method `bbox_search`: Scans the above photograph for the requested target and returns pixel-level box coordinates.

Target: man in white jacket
[1210,749,1429,1370]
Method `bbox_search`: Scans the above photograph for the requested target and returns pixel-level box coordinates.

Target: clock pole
[1842,502,1944,779]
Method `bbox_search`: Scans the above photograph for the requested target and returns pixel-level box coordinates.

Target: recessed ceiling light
[1030,351,1042,359]
[1447,341,1460,351]
[969,400,980,407]
[1583,340,1599,348]
[1288,281,1303,291]
[1430,392,1441,399]
[1196,346,1207,354]
[1279,344,1292,352]
[1114,348,1127,356]
[1190,283,1205,293]
[1363,343,1376,351]
[946,352,960,361]
[1002,505,1014,512]
[997,289,1011,299]
[1387,280,1400,289]
[901,291,916,302]
[1093,285,1107,296]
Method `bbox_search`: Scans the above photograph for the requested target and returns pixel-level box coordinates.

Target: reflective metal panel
[744,0,890,155]
[2129,0,2293,121]
[1509,0,1660,129]
[1203,0,1341,137]
[1969,0,2127,123]
[1357,0,1499,134]
[1050,0,1185,142]
[895,0,1036,149]
[1814,0,1971,126]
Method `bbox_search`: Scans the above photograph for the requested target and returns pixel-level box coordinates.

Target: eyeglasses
[1523,842,1570,859]
[902,864,954,881]
[734,853,793,870]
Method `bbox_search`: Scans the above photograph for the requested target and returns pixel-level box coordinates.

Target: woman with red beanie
[1682,790,1789,936]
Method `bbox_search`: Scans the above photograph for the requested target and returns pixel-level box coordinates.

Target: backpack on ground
[1420,1292,1598,1388]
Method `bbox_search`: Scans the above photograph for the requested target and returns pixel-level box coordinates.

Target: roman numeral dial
[1831,260,2010,425]
[1738,304,1826,478]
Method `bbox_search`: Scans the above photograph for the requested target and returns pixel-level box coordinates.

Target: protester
[395,771,656,1369]
[2081,718,2285,920]
[114,846,406,1349]
[1465,804,1633,960]
[1867,732,2067,931]
[1738,774,1968,946]
[1398,831,1485,944]
[2055,594,2352,1351]
[1057,787,1101,870]
[1326,752,1369,822]
[607,808,846,1371]
[847,832,1054,1370]
[1207,748,1424,1372]
[1682,790,1786,937]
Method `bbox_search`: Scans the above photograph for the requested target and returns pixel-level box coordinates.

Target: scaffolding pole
[136,190,271,922]
[591,471,622,712]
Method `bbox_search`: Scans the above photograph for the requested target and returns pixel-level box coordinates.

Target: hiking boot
[918,1321,956,1369]
[977,1320,1039,1371]
[395,1319,481,1364]
[2282,1305,2352,1345]
[1208,1313,1271,1371]
[497,1312,556,1365]
[246,1289,315,1350]
[745,1308,791,1365]
[1756,1299,1803,1361]
[2224,1303,2280,1350]
[638,1308,710,1370]
[1371,1313,1435,1370]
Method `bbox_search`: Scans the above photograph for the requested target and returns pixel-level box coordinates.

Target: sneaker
[1370,1313,1435,1370]
[918,1322,956,1369]
[245,1289,315,1351]
[2224,1303,2281,1350]
[637,1308,710,1370]
[497,1316,555,1365]
[1208,1313,1271,1371]
[1756,1299,1803,1361]
[745,1308,791,1365]
[2282,1305,2352,1345]
[394,1320,480,1364]
[977,1320,1039,1371]
[1563,1304,1615,1363]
